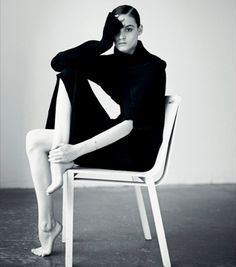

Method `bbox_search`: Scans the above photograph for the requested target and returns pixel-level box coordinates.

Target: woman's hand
[101,12,123,48]
[48,144,79,163]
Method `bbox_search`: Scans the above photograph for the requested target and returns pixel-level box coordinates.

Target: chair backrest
[147,95,181,183]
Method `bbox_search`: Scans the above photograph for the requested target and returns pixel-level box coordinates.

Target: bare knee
[26,129,47,155]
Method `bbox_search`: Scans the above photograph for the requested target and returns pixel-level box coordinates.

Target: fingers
[48,154,62,162]
[108,12,123,28]
[49,143,65,156]
[49,159,66,164]
[48,144,76,163]
[49,149,61,157]
[51,143,65,151]
[115,14,125,23]
[48,153,61,162]
[48,147,63,162]
[48,153,67,163]
[49,159,68,164]
[48,144,70,163]
[48,151,61,158]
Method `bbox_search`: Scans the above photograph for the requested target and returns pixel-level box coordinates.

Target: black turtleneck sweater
[46,40,166,171]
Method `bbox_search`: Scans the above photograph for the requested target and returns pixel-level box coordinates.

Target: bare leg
[47,81,73,194]
[26,129,62,256]
[25,81,73,256]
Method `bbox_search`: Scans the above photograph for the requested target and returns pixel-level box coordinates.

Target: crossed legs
[26,81,73,256]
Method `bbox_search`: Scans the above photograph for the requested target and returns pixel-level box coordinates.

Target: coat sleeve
[51,40,108,72]
[50,40,112,87]
[121,60,167,129]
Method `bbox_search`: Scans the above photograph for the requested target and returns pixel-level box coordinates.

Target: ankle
[39,219,56,232]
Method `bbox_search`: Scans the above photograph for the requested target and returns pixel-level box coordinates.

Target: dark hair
[112,5,141,27]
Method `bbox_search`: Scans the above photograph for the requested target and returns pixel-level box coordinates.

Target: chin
[120,49,130,54]
[116,45,133,54]
[117,45,127,51]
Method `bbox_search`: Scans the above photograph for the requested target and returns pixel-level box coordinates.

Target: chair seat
[69,167,147,184]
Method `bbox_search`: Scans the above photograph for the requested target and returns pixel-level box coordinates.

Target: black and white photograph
[0,0,235,266]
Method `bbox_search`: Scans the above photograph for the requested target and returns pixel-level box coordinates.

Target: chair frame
[62,95,181,267]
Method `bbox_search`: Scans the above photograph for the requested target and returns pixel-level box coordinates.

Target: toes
[31,247,49,257]
[46,183,62,195]
[31,247,42,256]
[41,251,48,257]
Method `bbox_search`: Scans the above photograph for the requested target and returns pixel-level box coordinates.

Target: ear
[138,24,143,36]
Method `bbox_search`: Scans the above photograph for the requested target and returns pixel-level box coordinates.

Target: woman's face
[114,14,143,55]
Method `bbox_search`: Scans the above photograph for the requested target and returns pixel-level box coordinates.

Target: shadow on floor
[0,184,235,266]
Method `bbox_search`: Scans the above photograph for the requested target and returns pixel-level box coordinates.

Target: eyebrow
[124,24,135,28]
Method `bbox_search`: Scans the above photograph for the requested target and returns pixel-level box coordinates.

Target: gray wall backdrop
[0,0,235,187]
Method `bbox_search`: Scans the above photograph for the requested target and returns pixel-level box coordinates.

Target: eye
[125,27,133,32]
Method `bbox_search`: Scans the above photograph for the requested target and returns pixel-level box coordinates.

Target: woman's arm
[78,120,133,156]
[48,120,133,163]
[51,13,123,72]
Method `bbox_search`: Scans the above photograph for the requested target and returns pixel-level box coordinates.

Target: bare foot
[31,221,62,257]
[47,162,74,195]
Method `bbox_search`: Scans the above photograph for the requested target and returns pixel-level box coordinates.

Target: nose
[117,29,126,40]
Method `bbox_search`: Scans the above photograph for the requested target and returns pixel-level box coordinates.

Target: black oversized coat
[46,40,166,171]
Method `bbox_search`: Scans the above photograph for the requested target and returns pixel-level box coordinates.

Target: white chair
[62,95,181,267]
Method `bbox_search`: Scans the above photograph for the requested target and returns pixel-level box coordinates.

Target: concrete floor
[0,184,235,267]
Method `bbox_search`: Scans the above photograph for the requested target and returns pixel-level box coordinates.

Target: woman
[26,5,166,257]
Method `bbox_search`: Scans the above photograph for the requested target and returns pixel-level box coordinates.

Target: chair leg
[62,172,68,243]
[134,186,152,240]
[65,171,74,267]
[146,178,171,267]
